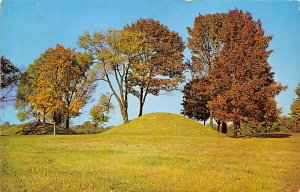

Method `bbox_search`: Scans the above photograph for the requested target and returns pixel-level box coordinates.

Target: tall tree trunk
[53,122,56,135]
[217,120,221,132]
[209,109,213,129]
[138,88,144,117]
[43,108,46,123]
[138,103,143,117]
[204,120,206,125]
[120,104,128,123]
[221,121,227,134]
[233,122,241,138]
[65,116,70,129]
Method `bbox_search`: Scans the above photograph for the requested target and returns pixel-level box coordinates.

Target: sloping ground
[1,113,299,191]
[0,125,23,136]
[105,112,221,137]
[0,122,76,136]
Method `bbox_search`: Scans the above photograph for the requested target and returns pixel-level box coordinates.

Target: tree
[126,19,185,117]
[15,58,45,122]
[181,77,210,125]
[208,9,285,137]
[290,82,300,132]
[0,56,21,103]
[27,44,96,129]
[290,83,300,120]
[78,29,146,123]
[187,13,225,128]
[90,93,114,127]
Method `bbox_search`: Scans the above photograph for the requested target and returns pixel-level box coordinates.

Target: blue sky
[1,0,299,126]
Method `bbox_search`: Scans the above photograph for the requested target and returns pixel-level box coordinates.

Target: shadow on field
[246,133,292,138]
[21,122,77,135]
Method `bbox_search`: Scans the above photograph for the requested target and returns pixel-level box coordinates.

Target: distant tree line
[1,9,298,137]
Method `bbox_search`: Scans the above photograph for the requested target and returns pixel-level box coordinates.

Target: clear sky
[1,0,299,126]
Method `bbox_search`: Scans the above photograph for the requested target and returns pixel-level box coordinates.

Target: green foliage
[90,94,114,127]
[15,59,42,122]
[278,116,294,132]
[72,121,110,134]
[79,29,146,123]
[181,77,210,124]
[290,82,300,121]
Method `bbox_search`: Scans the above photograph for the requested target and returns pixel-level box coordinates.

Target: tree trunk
[217,120,221,132]
[120,105,128,124]
[210,109,213,129]
[43,108,46,123]
[53,122,56,135]
[233,122,241,138]
[203,120,206,125]
[138,88,144,117]
[221,121,227,134]
[138,103,143,117]
[65,116,70,129]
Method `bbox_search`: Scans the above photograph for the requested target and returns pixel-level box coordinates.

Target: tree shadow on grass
[22,122,77,135]
[245,133,292,138]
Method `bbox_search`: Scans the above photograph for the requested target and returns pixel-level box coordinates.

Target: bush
[72,121,111,134]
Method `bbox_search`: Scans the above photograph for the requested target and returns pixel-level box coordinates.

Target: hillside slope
[105,112,221,137]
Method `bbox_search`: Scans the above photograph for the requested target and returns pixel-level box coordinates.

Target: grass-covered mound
[106,112,221,137]
[1,113,299,191]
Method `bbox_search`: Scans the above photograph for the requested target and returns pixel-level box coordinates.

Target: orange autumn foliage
[28,44,96,129]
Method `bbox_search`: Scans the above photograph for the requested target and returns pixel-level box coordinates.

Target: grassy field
[1,113,299,191]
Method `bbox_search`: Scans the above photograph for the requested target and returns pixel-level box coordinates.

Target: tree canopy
[290,83,300,121]
[90,93,114,127]
[18,44,96,129]
[78,29,145,123]
[184,9,285,137]
[181,77,210,124]
[1,56,21,103]
[126,19,185,116]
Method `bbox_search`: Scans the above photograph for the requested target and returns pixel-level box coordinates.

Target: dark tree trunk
[138,88,144,117]
[203,120,206,125]
[65,116,70,129]
[138,103,143,117]
[43,108,46,123]
[217,120,221,132]
[233,122,241,138]
[210,109,213,129]
[221,121,227,134]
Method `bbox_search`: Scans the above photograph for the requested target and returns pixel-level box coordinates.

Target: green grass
[1,112,300,191]
[0,124,23,136]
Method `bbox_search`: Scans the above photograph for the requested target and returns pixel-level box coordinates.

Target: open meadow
[1,113,299,191]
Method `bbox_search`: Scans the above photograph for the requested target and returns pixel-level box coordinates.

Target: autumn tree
[90,93,114,127]
[181,77,210,125]
[15,59,43,122]
[78,29,146,123]
[27,44,96,129]
[0,56,21,103]
[126,19,185,117]
[208,9,285,137]
[187,13,225,128]
[290,82,300,132]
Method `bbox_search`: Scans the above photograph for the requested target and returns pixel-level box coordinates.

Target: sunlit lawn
[1,113,299,192]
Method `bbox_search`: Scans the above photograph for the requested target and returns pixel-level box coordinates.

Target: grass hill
[1,112,300,191]
[106,112,221,137]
